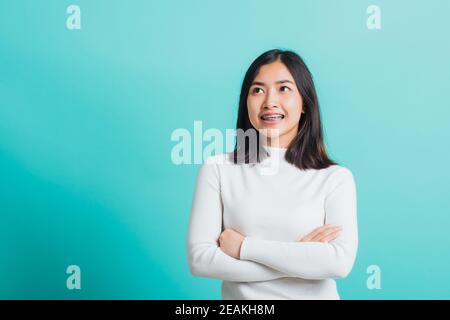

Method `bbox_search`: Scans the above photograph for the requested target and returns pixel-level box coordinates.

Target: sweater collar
[263,145,288,159]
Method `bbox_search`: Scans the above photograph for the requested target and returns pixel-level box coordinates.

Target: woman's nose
[264,88,281,108]
[263,103,280,110]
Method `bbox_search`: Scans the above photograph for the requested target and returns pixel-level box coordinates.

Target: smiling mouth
[260,114,285,121]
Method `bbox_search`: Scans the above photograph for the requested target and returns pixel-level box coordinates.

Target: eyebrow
[251,80,295,86]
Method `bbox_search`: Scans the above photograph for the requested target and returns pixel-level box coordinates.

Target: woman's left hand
[219,228,245,259]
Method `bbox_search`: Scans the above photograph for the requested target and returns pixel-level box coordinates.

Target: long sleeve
[186,156,291,282]
[239,167,358,280]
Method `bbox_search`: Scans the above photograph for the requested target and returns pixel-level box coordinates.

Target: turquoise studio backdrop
[1,0,449,299]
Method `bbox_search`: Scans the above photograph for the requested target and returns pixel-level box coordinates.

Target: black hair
[231,49,337,170]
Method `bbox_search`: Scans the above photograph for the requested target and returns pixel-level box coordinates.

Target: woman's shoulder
[197,153,234,182]
[322,164,356,185]
[324,164,354,175]
[203,152,235,166]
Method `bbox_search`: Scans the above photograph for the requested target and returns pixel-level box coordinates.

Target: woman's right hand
[299,224,342,243]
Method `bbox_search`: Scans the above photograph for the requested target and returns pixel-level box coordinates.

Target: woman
[187,49,358,300]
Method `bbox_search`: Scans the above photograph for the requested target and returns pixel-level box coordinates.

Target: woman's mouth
[260,114,285,125]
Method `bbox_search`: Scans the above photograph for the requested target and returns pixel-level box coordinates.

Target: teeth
[261,114,284,120]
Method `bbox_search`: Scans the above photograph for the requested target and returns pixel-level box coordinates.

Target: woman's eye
[280,86,291,92]
[252,87,263,94]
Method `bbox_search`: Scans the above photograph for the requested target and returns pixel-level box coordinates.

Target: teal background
[1,0,449,299]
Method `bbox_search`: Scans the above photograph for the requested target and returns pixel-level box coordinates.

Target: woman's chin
[258,126,284,137]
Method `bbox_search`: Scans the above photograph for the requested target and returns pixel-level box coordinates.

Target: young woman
[187,49,358,300]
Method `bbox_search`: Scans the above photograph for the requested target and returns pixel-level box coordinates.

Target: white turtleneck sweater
[187,146,358,300]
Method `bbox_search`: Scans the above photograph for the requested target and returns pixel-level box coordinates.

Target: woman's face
[247,60,303,148]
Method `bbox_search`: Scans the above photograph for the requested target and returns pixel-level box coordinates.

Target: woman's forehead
[254,62,294,83]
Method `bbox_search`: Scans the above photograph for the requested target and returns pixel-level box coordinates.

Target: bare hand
[219,228,245,259]
[300,224,342,243]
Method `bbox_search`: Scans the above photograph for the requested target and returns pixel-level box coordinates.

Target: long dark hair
[231,49,337,170]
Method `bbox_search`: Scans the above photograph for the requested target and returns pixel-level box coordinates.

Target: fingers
[221,228,240,236]
[300,224,338,242]
[312,227,342,243]
[300,224,342,243]
[300,224,332,241]
[319,229,341,243]
[310,225,342,242]
[219,228,245,245]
